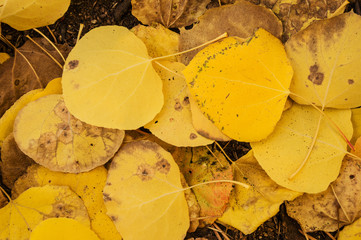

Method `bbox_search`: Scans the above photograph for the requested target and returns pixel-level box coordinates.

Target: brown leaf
[0,38,70,117]
[247,0,278,8]
[131,0,211,28]
[179,0,282,65]
[0,190,7,208]
[0,133,34,189]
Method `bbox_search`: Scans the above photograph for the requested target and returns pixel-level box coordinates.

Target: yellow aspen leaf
[13,94,124,173]
[62,26,163,130]
[286,12,361,108]
[12,165,121,240]
[0,185,89,240]
[145,61,213,147]
[0,77,62,148]
[251,103,352,193]
[183,28,293,142]
[103,140,189,240]
[189,95,231,141]
[351,107,361,144]
[218,150,301,234]
[0,53,10,63]
[30,218,100,240]
[0,0,70,30]
[131,24,179,61]
[339,218,361,240]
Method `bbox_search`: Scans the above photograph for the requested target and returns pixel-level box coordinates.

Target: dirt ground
[1,0,359,239]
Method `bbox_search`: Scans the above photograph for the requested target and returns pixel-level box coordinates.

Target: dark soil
[1,0,360,239]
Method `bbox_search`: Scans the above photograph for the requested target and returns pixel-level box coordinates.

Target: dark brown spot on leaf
[183,96,190,105]
[136,163,155,181]
[308,64,324,85]
[103,193,112,202]
[156,159,171,174]
[37,132,57,160]
[348,79,354,85]
[67,60,79,70]
[110,215,118,222]
[190,133,198,140]
[174,100,183,111]
[14,79,20,86]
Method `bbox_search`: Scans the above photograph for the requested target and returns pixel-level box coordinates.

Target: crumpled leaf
[0,185,89,240]
[131,0,211,28]
[273,0,348,40]
[30,218,100,240]
[0,133,34,189]
[252,103,353,193]
[175,146,233,226]
[189,95,231,141]
[103,140,189,240]
[12,164,121,240]
[13,94,124,173]
[145,61,213,146]
[351,107,361,144]
[286,12,361,109]
[0,38,70,117]
[0,0,70,30]
[179,0,282,65]
[62,26,163,130]
[0,53,10,63]
[183,29,293,142]
[218,150,301,234]
[286,138,361,232]
[131,24,179,61]
[0,77,62,147]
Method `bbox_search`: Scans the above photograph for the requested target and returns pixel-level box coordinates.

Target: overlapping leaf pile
[1,0,361,239]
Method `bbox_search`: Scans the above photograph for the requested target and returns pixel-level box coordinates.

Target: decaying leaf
[273,0,348,40]
[0,53,10,63]
[103,140,189,240]
[0,133,34,189]
[30,218,100,240]
[131,24,179,61]
[247,0,278,8]
[286,138,361,232]
[179,0,282,65]
[0,185,89,240]
[13,94,124,173]
[175,146,233,226]
[145,61,213,146]
[0,78,62,148]
[189,95,231,141]
[351,107,361,144]
[0,38,70,117]
[13,165,121,240]
[131,0,211,28]
[62,26,163,130]
[0,0,70,30]
[183,29,293,142]
[218,150,301,234]
[286,12,361,108]
[252,103,353,193]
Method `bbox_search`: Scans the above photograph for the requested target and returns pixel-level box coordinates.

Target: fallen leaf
[0,191,7,209]
[62,26,163,130]
[179,0,282,65]
[175,146,233,226]
[183,29,293,142]
[13,94,124,173]
[0,185,89,240]
[339,215,361,239]
[273,0,348,40]
[218,150,301,234]
[286,12,361,108]
[0,38,70,117]
[145,61,213,146]
[131,24,179,61]
[131,0,211,28]
[252,103,353,193]
[247,0,278,8]
[103,140,189,240]
[0,77,62,148]
[351,107,361,144]
[0,53,10,63]
[30,218,100,240]
[0,133,34,189]
[286,137,361,232]
[0,0,70,30]
[12,165,121,240]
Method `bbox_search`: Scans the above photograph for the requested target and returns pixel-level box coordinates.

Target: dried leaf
[62,26,163,130]
[13,94,124,173]
[103,140,189,240]
[286,12,361,108]
[179,0,282,65]
[0,0,70,30]
[247,0,278,8]
[131,0,211,28]
[0,185,89,240]
[218,150,301,234]
[252,103,353,193]
[0,38,70,117]
[145,61,213,146]
[183,29,293,142]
